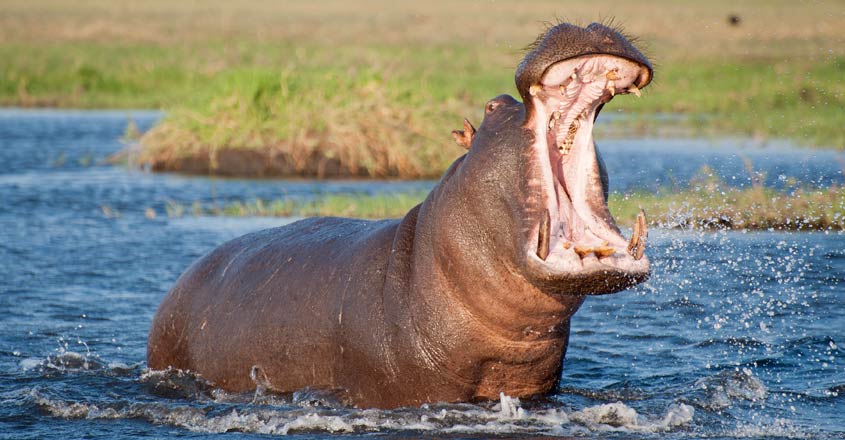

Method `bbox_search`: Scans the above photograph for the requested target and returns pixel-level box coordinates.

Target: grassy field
[2,1,844,178]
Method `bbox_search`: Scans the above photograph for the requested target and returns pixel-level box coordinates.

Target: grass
[122,53,845,178]
[162,181,845,231]
[2,1,845,177]
[124,44,512,178]
[611,186,845,232]
[165,191,430,220]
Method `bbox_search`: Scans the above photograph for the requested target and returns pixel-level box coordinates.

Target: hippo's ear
[451,118,476,150]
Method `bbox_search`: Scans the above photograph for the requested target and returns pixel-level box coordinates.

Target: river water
[0,109,843,439]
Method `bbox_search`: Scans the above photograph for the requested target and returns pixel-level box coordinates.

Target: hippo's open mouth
[523,54,651,294]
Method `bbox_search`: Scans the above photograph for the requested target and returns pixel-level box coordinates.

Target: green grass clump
[609,177,845,231]
[165,182,844,231]
[169,191,427,219]
[132,46,505,178]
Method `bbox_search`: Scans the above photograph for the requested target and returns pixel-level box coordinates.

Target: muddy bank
[117,139,453,178]
[138,146,413,179]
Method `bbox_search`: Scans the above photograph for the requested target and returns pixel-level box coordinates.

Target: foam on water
[693,368,768,410]
[27,387,695,436]
[18,359,700,436]
[20,351,102,373]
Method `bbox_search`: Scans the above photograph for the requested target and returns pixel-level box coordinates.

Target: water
[599,137,845,192]
[0,109,843,439]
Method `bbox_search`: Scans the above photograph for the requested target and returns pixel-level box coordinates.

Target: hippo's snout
[514,22,653,295]
[516,22,652,121]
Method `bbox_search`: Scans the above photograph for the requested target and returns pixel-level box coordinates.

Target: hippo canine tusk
[537,209,550,260]
[627,210,648,260]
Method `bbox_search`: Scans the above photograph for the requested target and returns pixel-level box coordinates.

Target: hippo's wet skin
[148,22,653,409]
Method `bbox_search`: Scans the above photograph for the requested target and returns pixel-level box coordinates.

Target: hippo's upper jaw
[517,23,652,296]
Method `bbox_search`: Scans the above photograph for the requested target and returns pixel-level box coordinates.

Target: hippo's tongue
[527,54,649,272]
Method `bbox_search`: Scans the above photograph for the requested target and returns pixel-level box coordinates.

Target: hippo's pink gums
[148,21,653,409]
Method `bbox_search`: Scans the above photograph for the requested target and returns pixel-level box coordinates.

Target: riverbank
[121,54,845,179]
[2,1,843,178]
[161,184,845,232]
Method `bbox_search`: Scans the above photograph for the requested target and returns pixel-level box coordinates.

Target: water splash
[26,388,695,436]
[693,368,768,410]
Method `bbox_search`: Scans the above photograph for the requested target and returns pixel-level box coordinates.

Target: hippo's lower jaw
[523,54,650,295]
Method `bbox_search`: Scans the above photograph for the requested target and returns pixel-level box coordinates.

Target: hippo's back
[147,216,400,391]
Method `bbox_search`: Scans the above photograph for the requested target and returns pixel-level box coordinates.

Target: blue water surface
[0,110,842,439]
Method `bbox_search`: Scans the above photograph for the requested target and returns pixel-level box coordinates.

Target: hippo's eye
[485,100,501,114]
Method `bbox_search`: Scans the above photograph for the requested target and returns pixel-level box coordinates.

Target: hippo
[148,21,653,409]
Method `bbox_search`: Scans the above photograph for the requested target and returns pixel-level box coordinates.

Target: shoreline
[159,185,845,232]
[3,1,843,179]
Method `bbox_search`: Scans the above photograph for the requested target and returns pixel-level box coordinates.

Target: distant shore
[2,1,843,178]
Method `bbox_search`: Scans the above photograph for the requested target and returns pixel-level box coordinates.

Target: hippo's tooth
[573,246,615,258]
[549,118,555,129]
[561,120,579,152]
[627,214,641,255]
[529,84,542,97]
[537,209,551,260]
[608,81,616,96]
[558,141,572,154]
[593,246,616,258]
[636,210,648,260]
[629,84,642,97]
[556,116,579,154]
[573,246,593,258]
[553,111,561,119]
[627,210,648,260]
[571,72,578,81]
[563,241,572,249]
